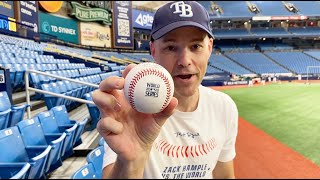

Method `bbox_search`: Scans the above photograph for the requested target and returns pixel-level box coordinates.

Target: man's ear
[208,37,214,54]
[149,41,155,58]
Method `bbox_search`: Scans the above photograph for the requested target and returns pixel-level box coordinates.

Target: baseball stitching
[128,68,172,112]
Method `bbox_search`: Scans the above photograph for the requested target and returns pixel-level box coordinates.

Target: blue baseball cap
[151,1,214,40]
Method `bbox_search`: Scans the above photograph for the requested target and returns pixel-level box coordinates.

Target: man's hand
[93,63,178,163]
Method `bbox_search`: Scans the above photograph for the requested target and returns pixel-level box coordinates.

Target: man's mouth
[177,74,193,79]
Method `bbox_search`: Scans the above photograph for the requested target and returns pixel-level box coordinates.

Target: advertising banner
[80,22,111,48]
[39,12,79,44]
[112,1,133,49]
[19,1,39,33]
[132,9,154,30]
[0,1,14,18]
[69,1,112,25]
[0,14,17,32]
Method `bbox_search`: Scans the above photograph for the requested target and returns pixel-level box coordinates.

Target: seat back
[0,91,11,111]
[37,111,60,134]
[72,163,98,179]
[86,146,104,178]
[0,109,11,130]
[16,116,48,146]
[9,104,29,128]
[98,137,105,146]
[0,126,29,162]
[51,105,71,126]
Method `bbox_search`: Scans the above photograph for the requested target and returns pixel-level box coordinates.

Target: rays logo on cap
[170,1,193,17]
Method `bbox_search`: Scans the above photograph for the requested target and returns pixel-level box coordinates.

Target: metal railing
[25,69,99,119]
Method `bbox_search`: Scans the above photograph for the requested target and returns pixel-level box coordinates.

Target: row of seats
[72,137,105,179]
[30,69,102,92]
[0,105,88,179]
[41,76,100,110]
[0,62,90,90]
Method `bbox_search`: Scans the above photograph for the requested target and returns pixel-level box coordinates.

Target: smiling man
[93,1,239,179]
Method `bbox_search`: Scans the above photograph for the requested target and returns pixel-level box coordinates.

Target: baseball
[124,62,174,114]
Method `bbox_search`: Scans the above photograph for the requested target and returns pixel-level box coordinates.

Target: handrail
[25,69,100,119]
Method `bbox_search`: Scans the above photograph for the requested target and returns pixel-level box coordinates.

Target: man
[93,1,238,179]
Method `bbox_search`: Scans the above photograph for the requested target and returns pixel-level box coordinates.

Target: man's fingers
[153,97,178,126]
[97,116,124,135]
[99,76,125,93]
[92,90,122,113]
[122,64,137,79]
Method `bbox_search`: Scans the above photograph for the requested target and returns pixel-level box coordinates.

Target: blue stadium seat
[86,146,104,179]
[71,163,98,179]
[0,109,11,130]
[37,110,77,160]
[51,105,88,147]
[98,137,104,146]
[13,63,24,89]
[84,92,100,130]
[0,162,31,179]
[0,126,51,179]
[17,117,66,174]
[0,91,30,128]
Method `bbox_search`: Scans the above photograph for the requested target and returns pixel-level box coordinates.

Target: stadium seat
[0,109,11,130]
[86,146,104,179]
[0,162,31,179]
[71,163,98,179]
[0,126,51,179]
[98,137,104,146]
[0,91,30,128]
[51,105,88,147]
[83,92,101,130]
[41,83,64,109]
[37,110,78,160]
[17,116,66,174]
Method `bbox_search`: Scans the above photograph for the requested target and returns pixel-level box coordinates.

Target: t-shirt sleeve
[102,141,117,170]
[218,95,239,162]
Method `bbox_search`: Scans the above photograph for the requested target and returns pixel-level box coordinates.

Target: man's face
[150,26,213,97]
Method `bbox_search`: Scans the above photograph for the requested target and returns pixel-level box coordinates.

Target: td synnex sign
[132,9,154,30]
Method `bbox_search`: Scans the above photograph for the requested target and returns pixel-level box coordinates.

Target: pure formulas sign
[39,12,79,44]
[132,9,154,30]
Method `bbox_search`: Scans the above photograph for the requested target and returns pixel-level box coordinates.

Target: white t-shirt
[103,85,239,179]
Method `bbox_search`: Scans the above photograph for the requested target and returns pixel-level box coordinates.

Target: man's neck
[175,88,199,112]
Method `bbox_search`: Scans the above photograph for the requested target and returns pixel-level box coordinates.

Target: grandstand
[1,1,320,179]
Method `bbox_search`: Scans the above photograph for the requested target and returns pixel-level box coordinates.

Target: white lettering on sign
[50,25,75,35]
[135,13,153,27]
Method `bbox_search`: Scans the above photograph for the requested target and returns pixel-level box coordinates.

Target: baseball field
[212,81,320,178]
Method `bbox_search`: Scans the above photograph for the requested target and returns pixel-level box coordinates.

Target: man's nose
[177,49,192,67]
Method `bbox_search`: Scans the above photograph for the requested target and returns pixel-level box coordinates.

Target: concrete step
[12,91,35,105]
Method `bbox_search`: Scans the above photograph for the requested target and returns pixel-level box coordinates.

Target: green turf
[221,82,320,166]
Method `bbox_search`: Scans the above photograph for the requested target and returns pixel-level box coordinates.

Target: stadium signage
[0,14,16,32]
[19,1,39,33]
[132,9,154,30]
[80,22,111,48]
[253,15,308,21]
[69,2,112,25]
[39,12,79,44]
[224,81,248,85]
[38,1,62,13]
[112,1,134,49]
[80,1,111,11]
[0,1,14,17]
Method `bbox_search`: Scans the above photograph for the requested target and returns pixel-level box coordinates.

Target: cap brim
[152,21,214,40]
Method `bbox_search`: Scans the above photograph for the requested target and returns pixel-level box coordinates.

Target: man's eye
[167,46,175,51]
[192,44,201,50]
